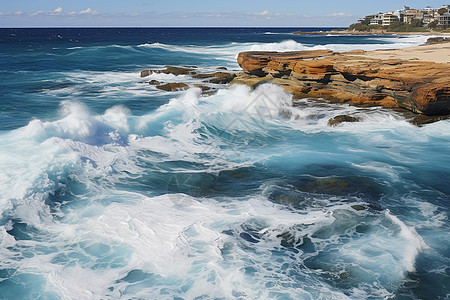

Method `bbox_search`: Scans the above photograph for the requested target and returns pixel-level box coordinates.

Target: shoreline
[293,30,450,36]
[232,44,450,119]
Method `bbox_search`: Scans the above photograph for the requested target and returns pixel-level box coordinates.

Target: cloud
[18,7,102,17]
[327,12,353,17]
[255,10,270,16]
[0,8,357,26]
[52,7,63,14]
[80,8,99,15]
[30,10,44,16]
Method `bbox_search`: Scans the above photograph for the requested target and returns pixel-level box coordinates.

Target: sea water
[0,28,449,299]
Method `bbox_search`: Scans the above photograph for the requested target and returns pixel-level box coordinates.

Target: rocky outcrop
[192,72,236,84]
[425,37,450,44]
[327,115,361,126]
[156,82,189,92]
[234,50,450,115]
[141,66,233,94]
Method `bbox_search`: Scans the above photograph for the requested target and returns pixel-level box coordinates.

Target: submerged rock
[327,115,361,126]
[351,205,367,211]
[305,178,351,195]
[156,82,189,92]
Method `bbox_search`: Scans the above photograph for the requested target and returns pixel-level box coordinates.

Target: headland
[231,39,450,122]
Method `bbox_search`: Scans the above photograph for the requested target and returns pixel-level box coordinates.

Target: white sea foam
[1,80,446,298]
[138,35,428,65]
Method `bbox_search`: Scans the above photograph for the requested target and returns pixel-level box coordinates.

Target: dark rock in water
[161,66,196,76]
[156,82,189,92]
[193,84,211,91]
[294,175,384,204]
[351,205,366,211]
[193,72,236,84]
[328,115,361,126]
[425,37,450,45]
[409,113,450,127]
[141,66,196,77]
[192,73,215,79]
[140,70,153,78]
[217,67,228,70]
[194,84,218,96]
[305,178,351,194]
[148,80,161,86]
[274,194,299,206]
[355,223,371,233]
[207,72,236,84]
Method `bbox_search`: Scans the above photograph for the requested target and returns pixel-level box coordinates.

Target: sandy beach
[356,42,450,64]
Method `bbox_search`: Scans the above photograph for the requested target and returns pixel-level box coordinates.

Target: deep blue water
[0,28,449,299]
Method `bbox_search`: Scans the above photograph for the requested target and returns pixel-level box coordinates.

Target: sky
[0,1,448,27]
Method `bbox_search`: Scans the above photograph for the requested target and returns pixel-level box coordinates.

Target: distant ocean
[0,28,449,299]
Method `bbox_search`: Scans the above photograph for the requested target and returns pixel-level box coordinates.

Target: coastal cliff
[232,44,450,115]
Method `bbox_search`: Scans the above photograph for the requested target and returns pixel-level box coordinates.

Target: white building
[368,13,384,25]
[382,14,399,26]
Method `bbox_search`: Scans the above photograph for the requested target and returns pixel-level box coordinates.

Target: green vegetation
[385,20,427,32]
[348,23,382,32]
[348,19,428,33]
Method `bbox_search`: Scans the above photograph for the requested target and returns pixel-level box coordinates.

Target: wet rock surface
[156,82,189,92]
[140,66,233,94]
[328,115,361,126]
[234,50,450,115]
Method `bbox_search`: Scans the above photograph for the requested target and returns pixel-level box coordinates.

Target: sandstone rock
[156,82,189,92]
[237,50,333,76]
[328,115,361,126]
[236,50,450,115]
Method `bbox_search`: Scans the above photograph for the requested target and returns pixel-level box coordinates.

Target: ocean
[0,28,449,299]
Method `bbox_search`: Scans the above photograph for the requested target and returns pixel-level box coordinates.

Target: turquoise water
[0,28,449,299]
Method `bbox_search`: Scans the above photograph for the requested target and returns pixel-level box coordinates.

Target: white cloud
[80,8,96,14]
[327,12,353,17]
[30,10,44,16]
[24,7,100,17]
[255,10,270,16]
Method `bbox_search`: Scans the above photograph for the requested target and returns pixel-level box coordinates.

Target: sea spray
[1,28,449,299]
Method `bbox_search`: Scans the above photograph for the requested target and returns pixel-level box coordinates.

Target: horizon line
[0,26,348,29]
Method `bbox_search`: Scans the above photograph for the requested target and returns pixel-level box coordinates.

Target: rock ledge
[234,49,450,115]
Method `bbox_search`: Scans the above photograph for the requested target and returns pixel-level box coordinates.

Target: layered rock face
[234,50,450,115]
